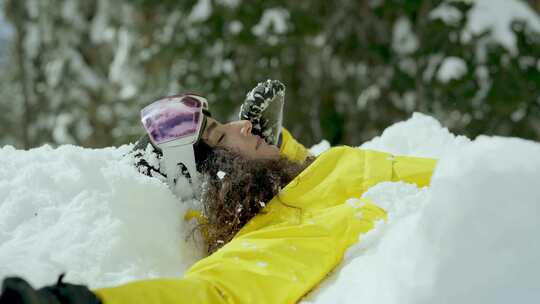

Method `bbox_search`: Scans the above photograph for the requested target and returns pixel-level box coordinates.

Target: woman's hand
[239,79,285,146]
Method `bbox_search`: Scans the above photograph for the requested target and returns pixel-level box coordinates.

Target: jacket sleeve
[279,128,311,163]
[94,148,436,304]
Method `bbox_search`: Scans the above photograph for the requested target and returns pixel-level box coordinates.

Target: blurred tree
[1,0,539,148]
[527,0,540,12]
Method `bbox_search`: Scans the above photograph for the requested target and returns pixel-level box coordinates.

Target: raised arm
[279,128,311,163]
[240,79,312,164]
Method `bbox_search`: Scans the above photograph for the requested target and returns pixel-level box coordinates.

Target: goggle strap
[162,145,197,187]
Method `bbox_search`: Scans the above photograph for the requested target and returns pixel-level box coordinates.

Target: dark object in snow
[0,274,102,304]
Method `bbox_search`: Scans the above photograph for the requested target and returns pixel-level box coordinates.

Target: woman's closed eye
[217,133,225,145]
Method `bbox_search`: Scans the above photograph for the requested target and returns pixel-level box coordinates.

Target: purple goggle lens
[141,95,204,145]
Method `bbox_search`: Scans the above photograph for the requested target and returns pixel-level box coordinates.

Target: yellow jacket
[96,129,436,303]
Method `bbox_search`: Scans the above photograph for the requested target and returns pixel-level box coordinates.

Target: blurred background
[0,0,539,149]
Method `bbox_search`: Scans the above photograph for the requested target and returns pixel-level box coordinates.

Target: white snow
[360,112,470,158]
[90,0,115,44]
[357,85,381,109]
[309,139,331,156]
[252,8,289,37]
[23,24,41,59]
[430,3,462,25]
[392,16,419,55]
[346,198,366,209]
[216,0,241,9]
[429,0,540,54]
[52,113,75,144]
[216,171,226,179]
[108,28,138,99]
[44,58,65,88]
[437,56,468,83]
[65,50,100,93]
[228,20,243,35]
[188,0,212,23]
[2,113,540,304]
[0,144,203,289]
[465,0,540,53]
[302,113,540,304]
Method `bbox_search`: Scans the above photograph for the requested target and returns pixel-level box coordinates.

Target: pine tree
[1,0,539,147]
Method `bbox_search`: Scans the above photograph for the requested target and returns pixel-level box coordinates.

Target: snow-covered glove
[239,79,285,146]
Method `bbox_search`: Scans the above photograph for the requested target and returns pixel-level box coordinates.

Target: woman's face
[201,117,280,160]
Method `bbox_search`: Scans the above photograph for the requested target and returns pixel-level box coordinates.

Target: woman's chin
[259,144,280,159]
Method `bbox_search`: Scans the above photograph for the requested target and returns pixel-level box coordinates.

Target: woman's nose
[240,120,252,136]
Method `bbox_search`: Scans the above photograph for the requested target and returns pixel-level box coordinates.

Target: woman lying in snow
[0,80,436,304]
[131,80,315,254]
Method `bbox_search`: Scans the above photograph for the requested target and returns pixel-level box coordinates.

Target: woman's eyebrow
[217,133,225,144]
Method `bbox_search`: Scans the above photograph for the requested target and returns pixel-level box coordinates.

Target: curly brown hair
[198,148,314,254]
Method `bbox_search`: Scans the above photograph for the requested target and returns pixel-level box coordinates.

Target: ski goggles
[141,94,209,186]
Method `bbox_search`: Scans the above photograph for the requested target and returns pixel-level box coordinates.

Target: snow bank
[415,136,540,303]
[303,113,540,304]
[0,144,203,289]
[360,112,470,158]
[1,113,540,304]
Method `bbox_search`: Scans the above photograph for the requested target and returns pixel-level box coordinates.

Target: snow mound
[0,145,202,289]
[360,112,470,158]
[304,119,540,304]
[416,136,540,304]
[309,139,331,156]
[2,113,540,304]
